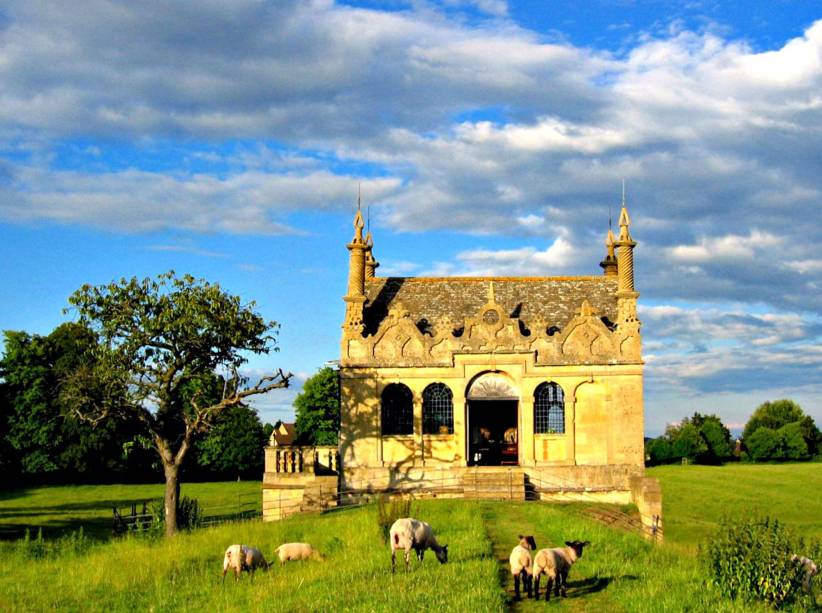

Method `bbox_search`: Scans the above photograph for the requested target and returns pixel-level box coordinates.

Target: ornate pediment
[341,294,641,367]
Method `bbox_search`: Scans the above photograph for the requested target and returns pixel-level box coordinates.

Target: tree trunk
[163,462,180,537]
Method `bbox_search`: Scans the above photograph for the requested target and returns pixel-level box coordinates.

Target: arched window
[534,382,565,434]
[381,383,413,435]
[422,383,454,434]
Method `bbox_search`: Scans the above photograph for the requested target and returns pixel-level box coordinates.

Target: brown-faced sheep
[509,535,537,600]
[222,544,268,581]
[275,542,324,565]
[389,517,448,573]
[533,540,590,601]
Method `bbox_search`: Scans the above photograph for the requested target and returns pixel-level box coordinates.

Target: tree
[63,272,291,536]
[779,422,809,460]
[747,427,783,462]
[645,437,673,465]
[294,366,340,445]
[194,404,267,478]
[743,400,819,459]
[671,422,708,461]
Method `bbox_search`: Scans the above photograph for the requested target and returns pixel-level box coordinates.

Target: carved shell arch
[466,371,518,400]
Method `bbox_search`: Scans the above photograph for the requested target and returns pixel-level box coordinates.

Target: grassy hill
[0,464,819,611]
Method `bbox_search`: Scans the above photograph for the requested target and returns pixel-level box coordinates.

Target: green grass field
[0,481,262,540]
[0,464,819,611]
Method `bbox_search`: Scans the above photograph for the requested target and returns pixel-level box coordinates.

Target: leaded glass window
[381,383,413,435]
[534,382,565,434]
[422,383,454,434]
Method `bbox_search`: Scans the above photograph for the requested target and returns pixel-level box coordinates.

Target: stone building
[264,195,661,534]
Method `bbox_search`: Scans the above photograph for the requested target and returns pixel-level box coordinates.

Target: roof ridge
[366,276,612,282]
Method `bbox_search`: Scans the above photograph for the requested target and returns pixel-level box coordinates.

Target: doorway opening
[467,400,518,466]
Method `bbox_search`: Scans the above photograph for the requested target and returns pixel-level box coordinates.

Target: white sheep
[533,540,590,601]
[389,517,448,573]
[222,544,268,581]
[509,535,537,600]
[791,554,819,594]
[275,542,324,565]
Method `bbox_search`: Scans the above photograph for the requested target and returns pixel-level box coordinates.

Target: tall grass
[0,500,504,612]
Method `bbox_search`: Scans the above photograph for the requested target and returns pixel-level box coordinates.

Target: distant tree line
[646,400,821,466]
[0,322,273,485]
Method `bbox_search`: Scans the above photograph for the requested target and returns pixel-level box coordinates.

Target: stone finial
[615,185,637,295]
[600,228,618,276]
[343,205,367,334]
[364,230,379,279]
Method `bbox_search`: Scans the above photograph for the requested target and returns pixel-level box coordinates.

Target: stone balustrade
[265,445,339,475]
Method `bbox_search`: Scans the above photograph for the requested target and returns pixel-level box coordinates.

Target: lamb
[509,535,537,600]
[389,517,448,573]
[532,540,590,601]
[222,544,268,581]
[275,542,324,565]
[791,554,819,594]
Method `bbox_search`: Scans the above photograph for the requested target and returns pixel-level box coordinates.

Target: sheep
[275,542,324,565]
[533,540,590,601]
[222,544,268,581]
[791,554,819,594]
[509,535,537,600]
[389,517,448,573]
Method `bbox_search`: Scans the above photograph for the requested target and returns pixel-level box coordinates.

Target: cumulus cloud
[2,2,822,420]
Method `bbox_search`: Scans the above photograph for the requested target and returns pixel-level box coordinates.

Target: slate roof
[362,276,618,336]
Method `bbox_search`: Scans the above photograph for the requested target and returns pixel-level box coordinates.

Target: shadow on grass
[0,516,115,541]
[0,488,33,502]
[565,574,639,599]
[0,497,157,516]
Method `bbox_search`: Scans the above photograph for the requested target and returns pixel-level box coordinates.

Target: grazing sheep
[275,542,324,565]
[389,517,448,573]
[533,540,590,601]
[509,535,537,600]
[222,544,268,581]
[791,554,819,594]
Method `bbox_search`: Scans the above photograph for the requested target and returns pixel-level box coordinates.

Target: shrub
[148,496,203,531]
[702,516,806,608]
[376,494,412,543]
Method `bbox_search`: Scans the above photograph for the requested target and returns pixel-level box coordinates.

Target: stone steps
[462,468,525,500]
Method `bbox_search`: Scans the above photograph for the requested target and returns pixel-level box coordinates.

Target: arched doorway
[466,372,518,466]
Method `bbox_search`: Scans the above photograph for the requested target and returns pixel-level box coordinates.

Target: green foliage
[148,496,203,531]
[746,427,783,461]
[0,323,152,479]
[376,494,412,543]
[193,404,266,477]
[743,400,820,460]
[651,413,734,466]
[63,271,287,535]
[779,422,809,460]
[702,516,807,608]
[646,437,674,465]
[294,366,340,445]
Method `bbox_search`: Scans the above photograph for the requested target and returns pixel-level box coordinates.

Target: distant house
[269,422,296,447]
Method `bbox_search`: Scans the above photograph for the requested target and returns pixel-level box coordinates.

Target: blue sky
[1,0,822,434]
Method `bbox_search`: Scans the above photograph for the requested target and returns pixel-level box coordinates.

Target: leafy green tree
[671,422,708,460]
[63,272,291,536]
[294,367,339,445]
[778,422,809,460]
[0,323,143,479]
[645,437,673,465]
[698,418,733,463]
[0,329,63,474]
[194,404,266,478]
[743,400,819,459]
[746,427,783,462]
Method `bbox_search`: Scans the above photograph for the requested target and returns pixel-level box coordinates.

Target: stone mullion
[520,396,535,466]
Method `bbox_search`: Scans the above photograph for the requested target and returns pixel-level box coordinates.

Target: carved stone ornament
[467,372,518,400]
[341,294,642,368]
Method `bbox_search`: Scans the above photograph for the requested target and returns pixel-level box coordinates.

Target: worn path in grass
[482,502,620,613]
